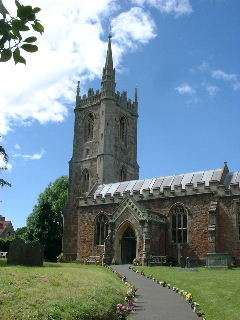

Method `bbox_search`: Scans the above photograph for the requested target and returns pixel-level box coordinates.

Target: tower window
[120,167,127,182]
[95,214,108,245]
[84,113,94,141]
[171,205,188,244]
[119,117,127,144]
[81,169,90,194]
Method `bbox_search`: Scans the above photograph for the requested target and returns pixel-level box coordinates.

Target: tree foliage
[0,0,44,64]
[26,176,68,261]
[0,145,11,187]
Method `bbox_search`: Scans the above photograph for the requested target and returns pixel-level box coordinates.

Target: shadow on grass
[0,259,89,268]
[0,259,64,268]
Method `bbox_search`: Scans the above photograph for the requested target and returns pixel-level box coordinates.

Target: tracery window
[171,205,188,244]
[120,167,127,182]
[81,169,90,194]
[119,117,127,144]
[84,113,94,141]
[95,214,109,245]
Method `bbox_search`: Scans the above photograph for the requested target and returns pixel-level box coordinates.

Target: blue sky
[1,0,240,228]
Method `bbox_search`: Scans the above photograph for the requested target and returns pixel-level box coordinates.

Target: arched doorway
[121,226,136,264]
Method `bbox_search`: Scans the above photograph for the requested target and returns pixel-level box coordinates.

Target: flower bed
[102,264,137,319]
[131,266,206,319]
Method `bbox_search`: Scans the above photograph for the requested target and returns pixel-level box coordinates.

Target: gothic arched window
[84,113,94,142]
[119,117,127,144]
[95,214,109,245]
[81,169,90,194]
[171,205,188,244]
[120,166,127,182]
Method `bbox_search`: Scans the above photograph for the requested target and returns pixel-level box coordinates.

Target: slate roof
[93,168,240,199]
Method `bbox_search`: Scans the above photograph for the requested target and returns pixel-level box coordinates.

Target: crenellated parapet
[76,87,138,114]
[77,88,102,108]
[78,167,240,207]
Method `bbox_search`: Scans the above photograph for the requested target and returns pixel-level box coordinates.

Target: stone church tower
[63,34,240,266]
[69,35,139,202]
[63,36,139,258]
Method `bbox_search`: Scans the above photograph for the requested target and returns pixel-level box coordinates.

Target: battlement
[76,87,138,113]
[78,168,240,207]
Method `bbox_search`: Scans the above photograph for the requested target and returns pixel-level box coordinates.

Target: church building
[63,36,240,266]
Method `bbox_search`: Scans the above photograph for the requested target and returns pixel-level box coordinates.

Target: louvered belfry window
[171,206,188,244]
[84,113,94,141]
[119,117,127,144]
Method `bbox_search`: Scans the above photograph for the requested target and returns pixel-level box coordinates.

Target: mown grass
[137,266,240,320]
[0,260,126,320]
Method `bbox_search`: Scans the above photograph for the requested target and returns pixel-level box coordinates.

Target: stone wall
[64,193,240,264]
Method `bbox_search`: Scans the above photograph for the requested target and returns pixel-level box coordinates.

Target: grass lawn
[137,266,240,320]
[0,260,126,320]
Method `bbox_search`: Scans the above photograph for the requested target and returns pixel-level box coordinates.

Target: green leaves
[24,36,37,43]
[17,5,35,22]
[21,43,38,52]
[0,48,12,62]
[12,19,30,31]
[33,21,44,34]
[13,48,26,64]
[0,1,44,64]
[33,7,41,14]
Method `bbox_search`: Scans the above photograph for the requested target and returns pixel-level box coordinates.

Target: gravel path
[112,265,199,320]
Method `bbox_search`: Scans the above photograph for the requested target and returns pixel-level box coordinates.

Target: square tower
[68,36,139,201]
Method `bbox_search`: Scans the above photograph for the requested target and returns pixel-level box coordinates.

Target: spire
[76,81,80,97]
[76,81,80,104]
[105,33,113,70]
[101,32,116,95]
[134,87,138,103]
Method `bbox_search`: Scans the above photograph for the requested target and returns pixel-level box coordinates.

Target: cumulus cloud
[211,69,240,91]
[0,0,157,135]
[13,149,45,161]
[206,85,219,96]
[112,7,156,49]
[175,83,195,95]
[197,62,240,92]
[14,144,21,150]
[131,0,193,16]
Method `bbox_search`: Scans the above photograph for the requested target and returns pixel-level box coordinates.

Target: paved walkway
[112,265,199,320]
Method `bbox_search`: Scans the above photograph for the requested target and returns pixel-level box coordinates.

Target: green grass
[0,260,126,320]
[137,266,240,320]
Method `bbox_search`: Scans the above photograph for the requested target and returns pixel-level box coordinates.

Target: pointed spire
[76,81,80,97]
[134,87,138,103]
[76,81,80,105]
[101,32,116,95]
[105,32,113,70]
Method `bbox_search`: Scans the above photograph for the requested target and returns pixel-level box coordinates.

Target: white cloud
[13,149,45,161]
[206,85,219,96]
[211,69,240,91]
[112,7,156,49]
[175,83,195,95]
[0,0,157,135]
[14,144,21,150]
[131,0,193,16]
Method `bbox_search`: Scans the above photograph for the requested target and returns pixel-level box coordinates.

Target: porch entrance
[121,226,136,264]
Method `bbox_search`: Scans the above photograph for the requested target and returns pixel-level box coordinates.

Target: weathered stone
[62,36,240,267]
[7,238,43,266]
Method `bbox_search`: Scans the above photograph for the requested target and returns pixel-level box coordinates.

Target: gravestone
[7,238,43,266]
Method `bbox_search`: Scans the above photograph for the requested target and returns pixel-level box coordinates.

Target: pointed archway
[121,226,136,264]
